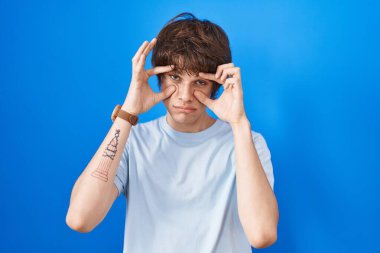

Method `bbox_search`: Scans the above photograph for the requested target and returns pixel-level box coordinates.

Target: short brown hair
[151,12,232,99]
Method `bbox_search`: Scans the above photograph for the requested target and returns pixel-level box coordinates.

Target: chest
[128,136,236,209]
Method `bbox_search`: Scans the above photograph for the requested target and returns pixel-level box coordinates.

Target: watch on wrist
[111,104,139,126]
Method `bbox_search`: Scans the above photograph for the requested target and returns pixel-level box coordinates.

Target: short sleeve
[252,131,275,191]
[114,138,130,198]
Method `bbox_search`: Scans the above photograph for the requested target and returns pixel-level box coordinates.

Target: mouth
[173,105,196,113]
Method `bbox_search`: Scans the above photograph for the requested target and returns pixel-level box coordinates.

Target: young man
[66,12,279,252]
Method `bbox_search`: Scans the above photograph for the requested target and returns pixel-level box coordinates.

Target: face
[161,70,214,128]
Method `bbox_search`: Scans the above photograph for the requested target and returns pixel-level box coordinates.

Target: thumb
[194,90,215,110]
[154,85,176,103]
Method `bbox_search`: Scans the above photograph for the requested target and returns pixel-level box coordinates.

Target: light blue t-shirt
[114,114,274,253]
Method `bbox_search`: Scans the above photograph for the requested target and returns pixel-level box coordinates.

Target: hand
[122,38,177,115]
[193,63,248,125]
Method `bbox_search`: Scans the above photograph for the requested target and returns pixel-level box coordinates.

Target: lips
[174,106,196,110]
[173,105,196,113]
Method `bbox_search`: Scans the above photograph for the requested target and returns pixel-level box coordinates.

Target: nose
[178,84,194,102]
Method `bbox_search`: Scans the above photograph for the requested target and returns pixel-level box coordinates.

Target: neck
[166,112,216,133]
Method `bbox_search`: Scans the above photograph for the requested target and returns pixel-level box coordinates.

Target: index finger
[137,38,157,69]
[146,65,175,77]
[199,72,228,89]
[198,72,219,83]
[132,40,149,62]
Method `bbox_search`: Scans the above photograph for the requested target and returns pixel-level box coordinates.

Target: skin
[195,65,279,248]
[66,39,173,233]
[123,38,279,248]
[122,38,178,116]
[160,69,217,133]
[67,38,279,247]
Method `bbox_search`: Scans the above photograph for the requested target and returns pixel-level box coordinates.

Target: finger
[194,90,215,110]
[146,65,175,77]
[199,72,227,89]
[132,40,149,63]
[154,85,176,104]
[137,38,157,69]
[215,63,234,78]
[220,67,240,84]
[198,71,231,90]
[141,38,156,56]
[198,72,219,83]
[225,77,242,96]
[224,77,236,90]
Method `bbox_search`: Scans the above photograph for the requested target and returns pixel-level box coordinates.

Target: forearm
[231,118,279,247]
[66,105,133,231]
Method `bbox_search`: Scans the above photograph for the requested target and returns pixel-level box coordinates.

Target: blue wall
[1,0,379,252]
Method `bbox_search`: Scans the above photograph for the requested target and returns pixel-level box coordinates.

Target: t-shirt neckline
[159,113,224,144]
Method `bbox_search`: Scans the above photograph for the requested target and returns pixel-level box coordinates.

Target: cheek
[162,80,179,91]
[195,86,212,96]
[162,88,175,106]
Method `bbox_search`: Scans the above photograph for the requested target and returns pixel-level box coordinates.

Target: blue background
[1,0,379,252]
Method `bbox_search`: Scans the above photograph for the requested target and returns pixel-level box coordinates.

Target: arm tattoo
[91,129,121,182]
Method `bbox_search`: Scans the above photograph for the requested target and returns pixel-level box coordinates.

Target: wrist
[121,103,139,116]
[230,117,251,131]
[112,104,139,126]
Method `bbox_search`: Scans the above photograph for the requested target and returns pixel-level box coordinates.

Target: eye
[196,80,207,86]
[169,75,180,81]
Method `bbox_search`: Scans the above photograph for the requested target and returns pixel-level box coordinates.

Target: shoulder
[134,116,161,130]
[251,130,272,159]
[251,130,266,144]
[220,121,267,142]
[129,116,162,138]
